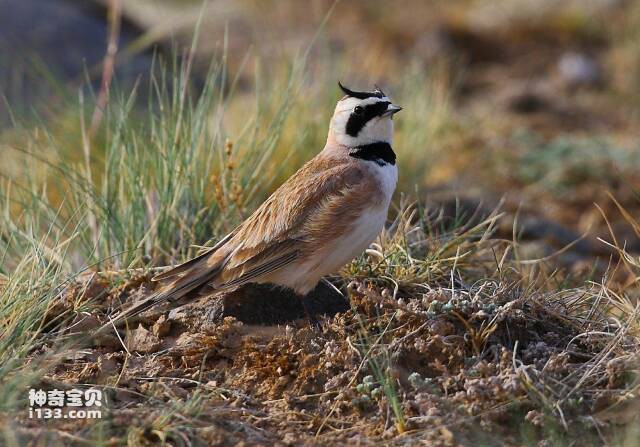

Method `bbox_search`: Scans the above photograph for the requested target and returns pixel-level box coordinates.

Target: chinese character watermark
[28,388,103,419]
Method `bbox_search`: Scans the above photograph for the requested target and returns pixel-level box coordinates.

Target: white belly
[270,205,386,294]
[315,205,389,270]
[270,161,398,294]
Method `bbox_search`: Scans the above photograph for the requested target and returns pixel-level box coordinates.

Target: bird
[97,82,401,331]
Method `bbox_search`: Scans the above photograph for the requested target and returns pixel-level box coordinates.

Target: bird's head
[328,82,402,147]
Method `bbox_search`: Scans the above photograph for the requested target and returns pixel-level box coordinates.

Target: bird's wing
[152,231,236,282]
[95,156,366,332]
[190,156,368,292]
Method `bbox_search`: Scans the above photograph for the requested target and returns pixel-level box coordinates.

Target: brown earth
[12,260,638,445]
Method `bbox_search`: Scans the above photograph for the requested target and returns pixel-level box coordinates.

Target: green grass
[1,36,640,446]
[508,130,640,195]
[0,46,447,443]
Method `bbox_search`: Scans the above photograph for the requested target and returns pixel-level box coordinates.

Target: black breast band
[348,142,396,166]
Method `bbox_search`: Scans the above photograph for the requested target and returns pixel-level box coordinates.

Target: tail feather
[94,260,227,337]
[94,289,168,335]
[152,232,234,282]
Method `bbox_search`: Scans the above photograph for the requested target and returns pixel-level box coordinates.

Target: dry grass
[2,0,640,444]
[3,202,639,445]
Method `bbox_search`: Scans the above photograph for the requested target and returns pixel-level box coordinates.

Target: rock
[126,324,161,353]
[152,315,171,337]
[174,332,198,348]
[558,52,602,88]
[96,355,120,383]
[498,82,550,114]
[517,216,598,255]
[508,90,548,114]
[0,0,154,126]
[167,306,195,330]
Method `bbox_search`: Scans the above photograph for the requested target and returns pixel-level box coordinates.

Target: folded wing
[95,157,365,333]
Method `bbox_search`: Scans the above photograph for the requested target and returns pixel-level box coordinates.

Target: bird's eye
[353,106,364,115]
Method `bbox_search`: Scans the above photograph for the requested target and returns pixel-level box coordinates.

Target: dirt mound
[14,268,638,445]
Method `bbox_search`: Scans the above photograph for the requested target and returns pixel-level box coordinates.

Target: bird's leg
[299,293,320,328]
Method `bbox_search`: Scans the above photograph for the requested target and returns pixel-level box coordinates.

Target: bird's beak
[383,104,402,117]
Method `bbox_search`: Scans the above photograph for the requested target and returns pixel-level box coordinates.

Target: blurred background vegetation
[1,1,640,444]
[2,0,639,272]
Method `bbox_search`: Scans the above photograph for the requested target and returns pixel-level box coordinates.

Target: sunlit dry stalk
[90,0,122,137]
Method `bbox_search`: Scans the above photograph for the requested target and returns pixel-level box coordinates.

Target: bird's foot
[300,295,321,329]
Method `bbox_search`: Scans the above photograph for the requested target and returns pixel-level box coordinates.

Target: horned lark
[100,83,401,329]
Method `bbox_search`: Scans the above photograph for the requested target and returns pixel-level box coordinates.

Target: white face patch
[329,96,396,147]
[334,96,390,114]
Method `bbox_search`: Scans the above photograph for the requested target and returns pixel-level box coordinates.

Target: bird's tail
[93,287,176,337]
[94,260,229,338]
[91,234,238,338]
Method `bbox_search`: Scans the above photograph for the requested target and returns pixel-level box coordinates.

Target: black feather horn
[338,81,383,100]
[374,84,386,97]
